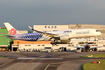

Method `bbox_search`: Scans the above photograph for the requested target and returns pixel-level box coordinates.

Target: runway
[0,52,105,70]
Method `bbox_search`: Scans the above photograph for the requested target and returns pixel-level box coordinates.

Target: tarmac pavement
[0,51,104,70]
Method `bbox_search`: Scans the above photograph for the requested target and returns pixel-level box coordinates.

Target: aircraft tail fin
[4,22,21,35]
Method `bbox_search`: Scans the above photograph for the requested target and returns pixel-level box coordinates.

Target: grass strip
[83,59,105,70]
[82,54,105,58]
[0,55,5,57]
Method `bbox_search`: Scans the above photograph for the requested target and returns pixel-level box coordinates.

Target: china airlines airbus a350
[4,22,102,43]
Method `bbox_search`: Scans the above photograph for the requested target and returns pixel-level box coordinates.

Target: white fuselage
[69,29,101,38]
[46,28,102,39]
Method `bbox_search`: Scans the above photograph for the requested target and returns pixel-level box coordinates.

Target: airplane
[28,26,102,42]
[4,22,42,41]
[4,22,102,44]
[76,44,104,52]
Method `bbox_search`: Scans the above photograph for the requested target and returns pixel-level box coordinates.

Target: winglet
[28,26,34,30]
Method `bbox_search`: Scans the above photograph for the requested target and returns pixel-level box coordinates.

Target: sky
[0,0,105,30]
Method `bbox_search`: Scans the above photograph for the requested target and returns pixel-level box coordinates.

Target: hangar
[0,27,11,51]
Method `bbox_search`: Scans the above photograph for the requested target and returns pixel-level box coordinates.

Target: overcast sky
[0,0,105,30]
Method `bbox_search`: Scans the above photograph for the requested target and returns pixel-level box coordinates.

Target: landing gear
[94,36,98,41]
[51,41,56,45]
[51,40,60,45]
[50,37,61,45]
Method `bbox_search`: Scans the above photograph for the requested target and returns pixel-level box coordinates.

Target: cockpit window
[96,30,99,32]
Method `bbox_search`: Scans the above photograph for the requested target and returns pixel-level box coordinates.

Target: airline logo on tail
[9,28,17,35]
[4,22,20,35]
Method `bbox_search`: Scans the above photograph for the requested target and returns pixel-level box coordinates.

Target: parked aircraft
[76,44,104,52]
[4,22,102,43]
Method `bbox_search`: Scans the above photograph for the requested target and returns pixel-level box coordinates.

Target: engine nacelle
[60,35,69,40]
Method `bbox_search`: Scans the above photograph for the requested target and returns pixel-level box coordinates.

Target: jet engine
[59,35,69,40]
[50,35,70,44]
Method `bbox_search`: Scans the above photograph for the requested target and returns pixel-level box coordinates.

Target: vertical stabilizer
[4,22,21,35]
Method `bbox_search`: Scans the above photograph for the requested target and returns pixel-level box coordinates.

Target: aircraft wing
[28,26,59,39]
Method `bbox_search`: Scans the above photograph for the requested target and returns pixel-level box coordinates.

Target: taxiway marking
[16,59,34,70]
[44,64,50,70]
[17,57,63,60]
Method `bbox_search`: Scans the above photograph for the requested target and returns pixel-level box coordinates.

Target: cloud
[0,0,105,30]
